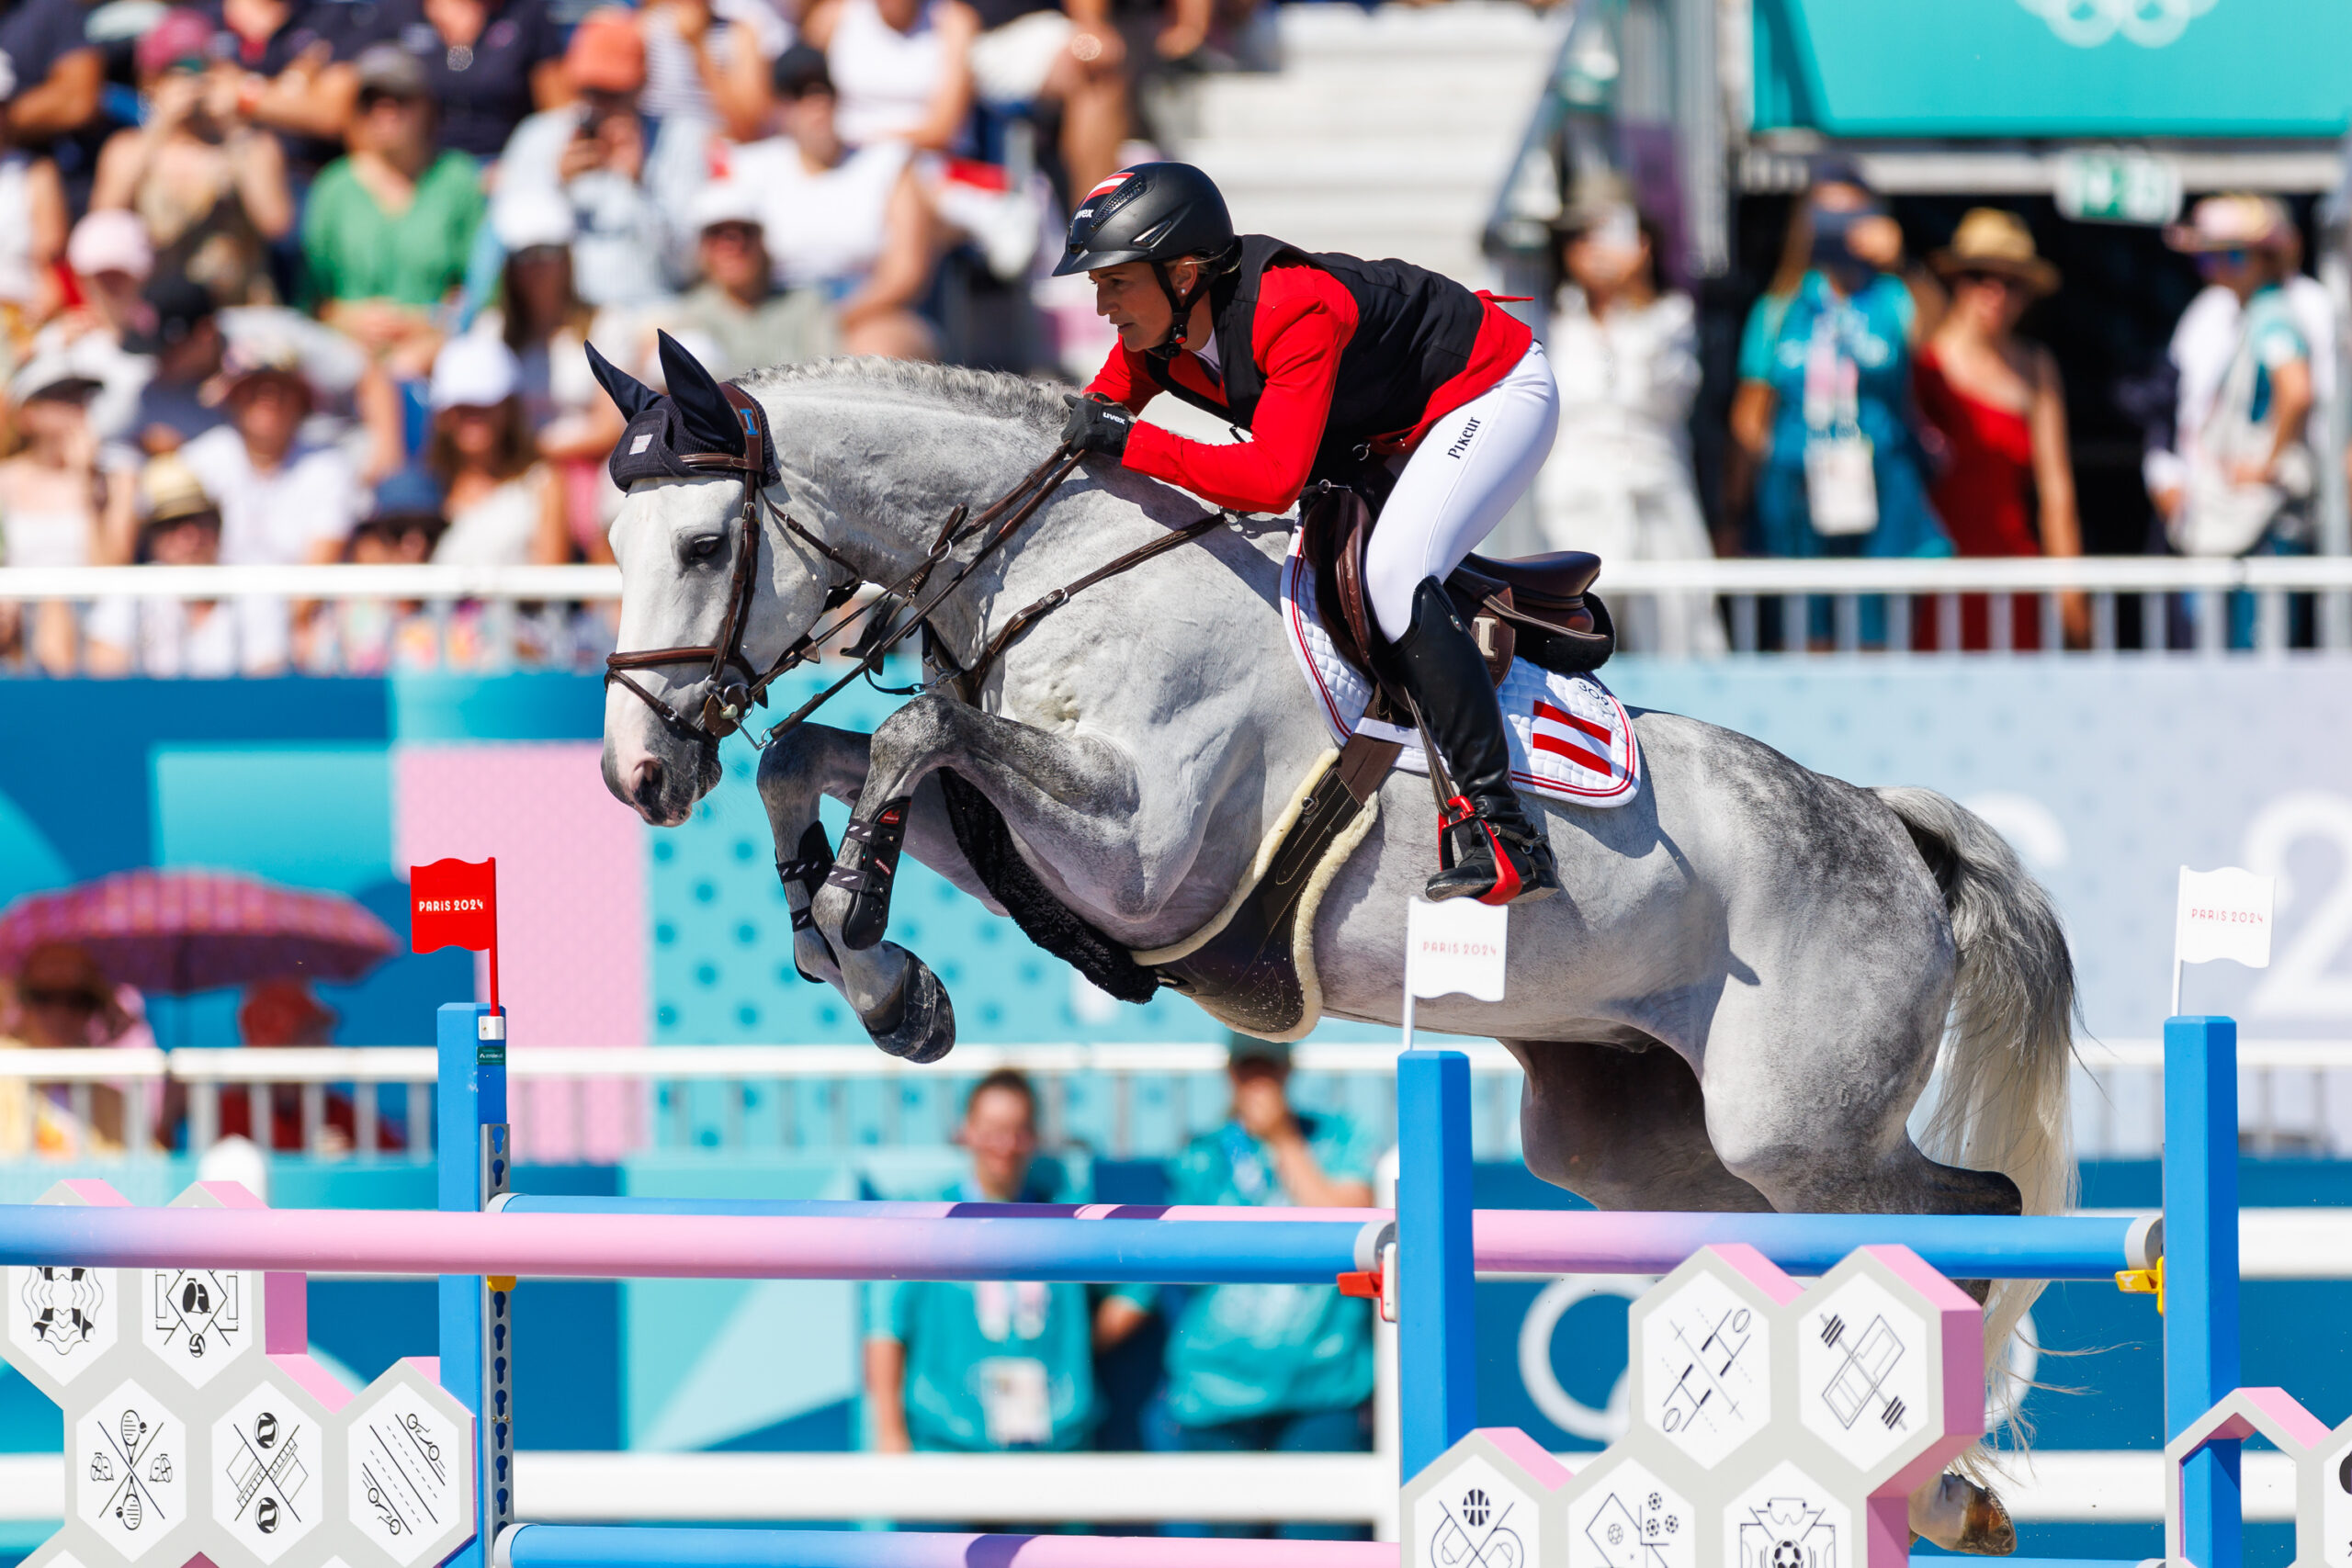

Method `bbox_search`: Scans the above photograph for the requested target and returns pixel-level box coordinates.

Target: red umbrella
[0,869,399,994]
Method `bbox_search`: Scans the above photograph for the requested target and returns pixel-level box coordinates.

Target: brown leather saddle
[1296,482,1616,696]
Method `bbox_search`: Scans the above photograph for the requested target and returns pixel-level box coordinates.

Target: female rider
[1056,161,1562,906]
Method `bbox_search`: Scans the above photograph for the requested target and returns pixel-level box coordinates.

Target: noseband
[604,380,1088,750]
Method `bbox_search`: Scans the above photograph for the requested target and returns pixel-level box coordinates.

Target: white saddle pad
[1278,533,1644,809]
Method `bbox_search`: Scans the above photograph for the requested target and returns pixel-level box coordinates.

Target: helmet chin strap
[1145,259,1207,360]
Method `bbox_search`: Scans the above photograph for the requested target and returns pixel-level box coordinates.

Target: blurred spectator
[180,337,357,564]
[864,1070,1143,1454]
[677,181,840,378]
[966,0,1125,193]
[1538,193,1723,657]
[424,333,566,565]
[1,349,112,671]
[1726,167,1947,566]
[0,130,66,340]
[301,45,483,377]
[349,0,567,161]
[46,210,160,447]
[86,453,289,675]
[2156,196,2315,646]
[492,10,710,309]
[803,0,978,154]
[320,466,446,671]
[477,192,623,558]
[0,942,133,1153]
[1142,1037,1374,1537]
[1914,209,2086,650]
[116,276,229,457]
[736,45,938,359]
[90,8,293,309]
[212,0,372,180]
[0,0,104,203]
[208,979,399,1154]
[2149,197,2324,554]
[640,0,786,143]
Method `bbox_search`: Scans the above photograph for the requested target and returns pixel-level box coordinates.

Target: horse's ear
[657,330,743,457]
[586,340,660,421]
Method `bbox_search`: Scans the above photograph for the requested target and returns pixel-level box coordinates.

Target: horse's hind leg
[1503,1038,1771,1213]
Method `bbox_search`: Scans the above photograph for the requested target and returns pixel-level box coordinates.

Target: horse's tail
[1874,785,2078,1404]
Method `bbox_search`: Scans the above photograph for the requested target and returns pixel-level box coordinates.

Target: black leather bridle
[602,379,1089,751]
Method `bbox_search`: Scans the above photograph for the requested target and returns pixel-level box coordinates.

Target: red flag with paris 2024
[411,856,501,1010]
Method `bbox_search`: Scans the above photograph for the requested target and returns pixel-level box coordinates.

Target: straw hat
[2164,193,2292,254]
[140,454,216,525]
[1931,209,2059,298]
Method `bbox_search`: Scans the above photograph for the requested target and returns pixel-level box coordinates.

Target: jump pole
[2166,1014,2240,1568]
[441,999,514,1568]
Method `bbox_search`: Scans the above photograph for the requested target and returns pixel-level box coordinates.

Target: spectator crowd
[0,0,1233,672]
[1542,164,2333,653]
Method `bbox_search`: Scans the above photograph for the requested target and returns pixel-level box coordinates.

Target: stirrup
[1429,795,1558,907]
[826,798,910,950]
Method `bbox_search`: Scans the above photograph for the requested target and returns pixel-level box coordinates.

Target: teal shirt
[300,151,485,310]
[865,1177,1101,1452]
[1160,1113,1379,1427]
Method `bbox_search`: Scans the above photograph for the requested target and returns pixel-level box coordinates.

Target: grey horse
[598,355,2075,1551]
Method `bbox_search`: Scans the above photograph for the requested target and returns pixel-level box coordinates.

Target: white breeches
[1364,339,1562,641]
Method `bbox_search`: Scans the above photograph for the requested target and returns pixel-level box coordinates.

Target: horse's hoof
[862,951,956,1064]
[1910,1472,2015,1556]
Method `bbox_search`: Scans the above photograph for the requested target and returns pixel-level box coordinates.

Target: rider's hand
[1061,393,1135,459]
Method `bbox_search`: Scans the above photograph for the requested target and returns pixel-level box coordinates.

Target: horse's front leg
[755,723,999,1063]
[810,694,1161,958]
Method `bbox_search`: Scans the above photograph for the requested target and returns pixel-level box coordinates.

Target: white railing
[6,1037,2351,1164]
[7,557,2352,669]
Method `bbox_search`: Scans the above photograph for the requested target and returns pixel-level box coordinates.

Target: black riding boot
[1386,577,1561,906]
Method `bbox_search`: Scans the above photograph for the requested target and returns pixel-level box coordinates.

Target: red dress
[1913,347,2043,651]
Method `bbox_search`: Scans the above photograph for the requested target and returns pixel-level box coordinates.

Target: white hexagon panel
[72,1376,193,1562]
[1560,1450,1696,1568]
[211,1372,334,1567]
[1403,1428,1574,1568]
[1724,1461,1852,1568]
[142,1186,265,1389]
[339,1359,476,1568]
[1791,1247,1982,1495]
[1631,1245,1803,1471]
[6,1182,134,1399]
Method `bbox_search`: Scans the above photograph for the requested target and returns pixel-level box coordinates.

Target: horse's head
[598,333,848,825]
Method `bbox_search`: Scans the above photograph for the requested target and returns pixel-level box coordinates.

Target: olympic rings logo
[2013,0,2219,48]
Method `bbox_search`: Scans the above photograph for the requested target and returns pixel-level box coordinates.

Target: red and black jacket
[1086,234,1532,514]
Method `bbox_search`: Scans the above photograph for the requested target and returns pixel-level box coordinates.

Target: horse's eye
[686,534,725,562]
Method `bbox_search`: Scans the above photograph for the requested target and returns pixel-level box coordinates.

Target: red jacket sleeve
[1085,343,1157,412]
[1117,265,1360,514]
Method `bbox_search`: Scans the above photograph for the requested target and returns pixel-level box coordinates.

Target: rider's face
[1090,259,1201,353]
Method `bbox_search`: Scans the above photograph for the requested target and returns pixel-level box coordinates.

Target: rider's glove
[1061,393,1136,459]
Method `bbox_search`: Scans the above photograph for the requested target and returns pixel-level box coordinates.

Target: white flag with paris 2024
[1406,897,1509,1002]
[2175,865,2275,969]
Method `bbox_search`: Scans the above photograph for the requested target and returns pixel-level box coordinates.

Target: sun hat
[2165,194,2292,254]
[688,180,764,235]
[492,186,577,253]
[771,42,832,98]
[66,209,153,281]
[133,6,216,77]
[141,454,217,525]
[8,349,105,405]
[353,41,430,100]
[566,8,645,94]
[427,333,521,412]
[1930,208,2060,298]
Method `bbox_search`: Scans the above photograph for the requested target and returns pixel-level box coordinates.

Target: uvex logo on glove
[1061,393,1136,459]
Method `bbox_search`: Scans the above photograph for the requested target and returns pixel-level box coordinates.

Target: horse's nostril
[634,758,666,803]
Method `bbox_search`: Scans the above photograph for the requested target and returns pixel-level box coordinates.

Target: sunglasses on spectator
[145,509,221,535]
[2197,248,2251,268]
[701,222,761,245]
[1953,269,2023,291]
[162,55,209,75]
[20,987,102,1013]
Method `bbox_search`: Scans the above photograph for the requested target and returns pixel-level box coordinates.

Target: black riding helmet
[1053,162,1237,352]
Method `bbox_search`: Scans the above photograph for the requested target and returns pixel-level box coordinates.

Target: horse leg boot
[827,797,911,952]
[1386,578,1560,905]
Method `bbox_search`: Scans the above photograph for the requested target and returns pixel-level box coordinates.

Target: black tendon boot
[1387,578,1561,905]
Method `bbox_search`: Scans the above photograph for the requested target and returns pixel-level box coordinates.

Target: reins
[606,387,1189,752]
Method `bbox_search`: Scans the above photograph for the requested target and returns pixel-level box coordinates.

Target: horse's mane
[741,356,1068,437]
